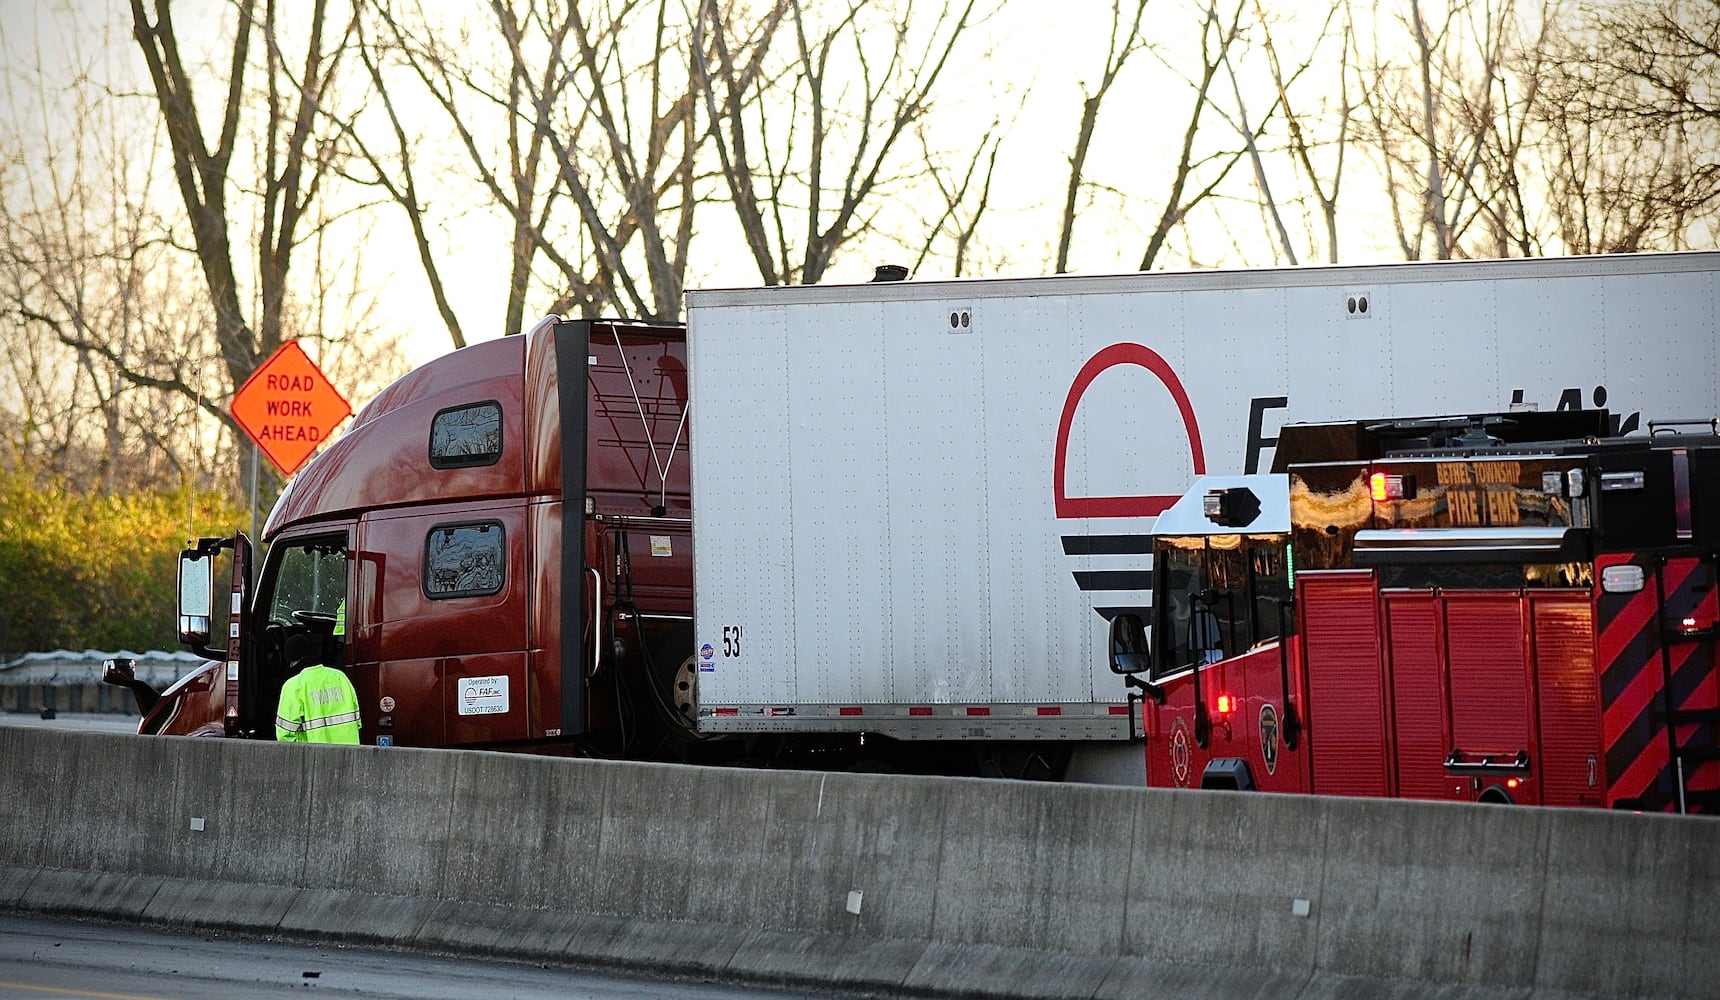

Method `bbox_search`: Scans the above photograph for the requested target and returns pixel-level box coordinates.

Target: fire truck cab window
[1249,539,1292,644]
[1154,533,1291,677]
[1155,538,1217,675]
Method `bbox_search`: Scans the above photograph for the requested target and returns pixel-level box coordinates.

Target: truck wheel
[668,646,698,728]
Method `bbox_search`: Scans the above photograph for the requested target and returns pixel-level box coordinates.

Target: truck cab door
[247,530,354,739]
[354,503,529,748]
[170,532,254,737]
[225,533,254,736]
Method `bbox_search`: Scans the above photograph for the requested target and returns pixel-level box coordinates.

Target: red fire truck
[1109,409,1720,812]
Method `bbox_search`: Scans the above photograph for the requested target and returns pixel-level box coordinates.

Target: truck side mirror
[102,657,160,715]
[102,657,136,684]
[178,548,214,648]
[1109,612,1151,675]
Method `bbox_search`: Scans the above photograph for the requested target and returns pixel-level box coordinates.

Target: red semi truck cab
[117,318,698,752]
[1111,410,1720,813]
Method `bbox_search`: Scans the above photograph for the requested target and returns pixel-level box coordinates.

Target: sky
[376,0,1377,365]
[2,0,1443,374]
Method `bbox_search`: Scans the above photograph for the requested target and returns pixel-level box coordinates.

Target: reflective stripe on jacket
[276,663,361,744]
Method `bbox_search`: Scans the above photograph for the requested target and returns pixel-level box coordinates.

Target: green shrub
[0,471,245,657]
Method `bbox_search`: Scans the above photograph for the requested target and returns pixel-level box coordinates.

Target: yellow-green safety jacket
[276,663,361,744]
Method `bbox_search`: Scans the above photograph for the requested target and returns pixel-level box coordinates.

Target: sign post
[230,341,353,478]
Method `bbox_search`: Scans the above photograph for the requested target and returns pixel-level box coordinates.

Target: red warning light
[1215,694,1236,715]
[1369,472,1416,502]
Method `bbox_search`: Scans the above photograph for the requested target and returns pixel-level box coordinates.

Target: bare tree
[1350,0,1717,261]
[332,2,471,347]
[1593,0,1720,135]
[1231,0,1358,264]
[492,0,703,319]
[354,0,569,335]
[1536,0,1720,252]
[1137,0,1253,271]
[1,11,232,489]
[359,0,704,326]
[1056,0,1150,274]
[909,123,1004,278]
[1354,0,1558,260]
[127,0,363,494]
[1,1,405,507]
[695,0,1001,286]
[1018,0,1257,274]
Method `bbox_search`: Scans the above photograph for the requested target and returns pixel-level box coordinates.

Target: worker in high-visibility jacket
[275,632,360,744]
[332,598,346,667]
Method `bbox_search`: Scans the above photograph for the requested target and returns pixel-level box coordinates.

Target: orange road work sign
[230,341,353,476]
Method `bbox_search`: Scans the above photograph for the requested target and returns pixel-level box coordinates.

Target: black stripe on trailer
[1061,534,1154,555]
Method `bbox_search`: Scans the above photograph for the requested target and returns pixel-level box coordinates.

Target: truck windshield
[1154,533,1291,677]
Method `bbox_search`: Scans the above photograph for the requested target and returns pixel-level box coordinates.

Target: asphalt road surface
[0,712,140,735]
[0,915,827,1000]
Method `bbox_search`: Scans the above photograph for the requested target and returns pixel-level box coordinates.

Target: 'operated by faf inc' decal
[457,676,509,716]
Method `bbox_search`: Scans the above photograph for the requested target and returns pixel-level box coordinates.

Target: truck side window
[429,400,503,469]
[1205,535,1250,656]
[1248,537,1292,644]
[1155,538,1205,677]
[424,521,505,598]
[268,541,348,625]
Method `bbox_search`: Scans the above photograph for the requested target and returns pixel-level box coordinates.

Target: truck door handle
[1443,748,1530,775]
[587,567,603,678]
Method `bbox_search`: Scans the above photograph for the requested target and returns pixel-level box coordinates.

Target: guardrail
[2,727,1713,998]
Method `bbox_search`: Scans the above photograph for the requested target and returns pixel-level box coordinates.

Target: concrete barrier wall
[3,726,1715,998]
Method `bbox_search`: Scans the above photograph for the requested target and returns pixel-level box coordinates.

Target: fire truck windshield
[1153,533,1291,677]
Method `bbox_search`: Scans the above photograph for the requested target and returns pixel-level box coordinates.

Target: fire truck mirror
[1109,612,1151,675]
[177,549,214,647]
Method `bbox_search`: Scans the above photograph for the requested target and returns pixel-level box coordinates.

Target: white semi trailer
[685,252,1719,782]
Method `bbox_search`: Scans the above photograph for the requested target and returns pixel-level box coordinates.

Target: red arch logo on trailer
[1054,343,1207,518]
